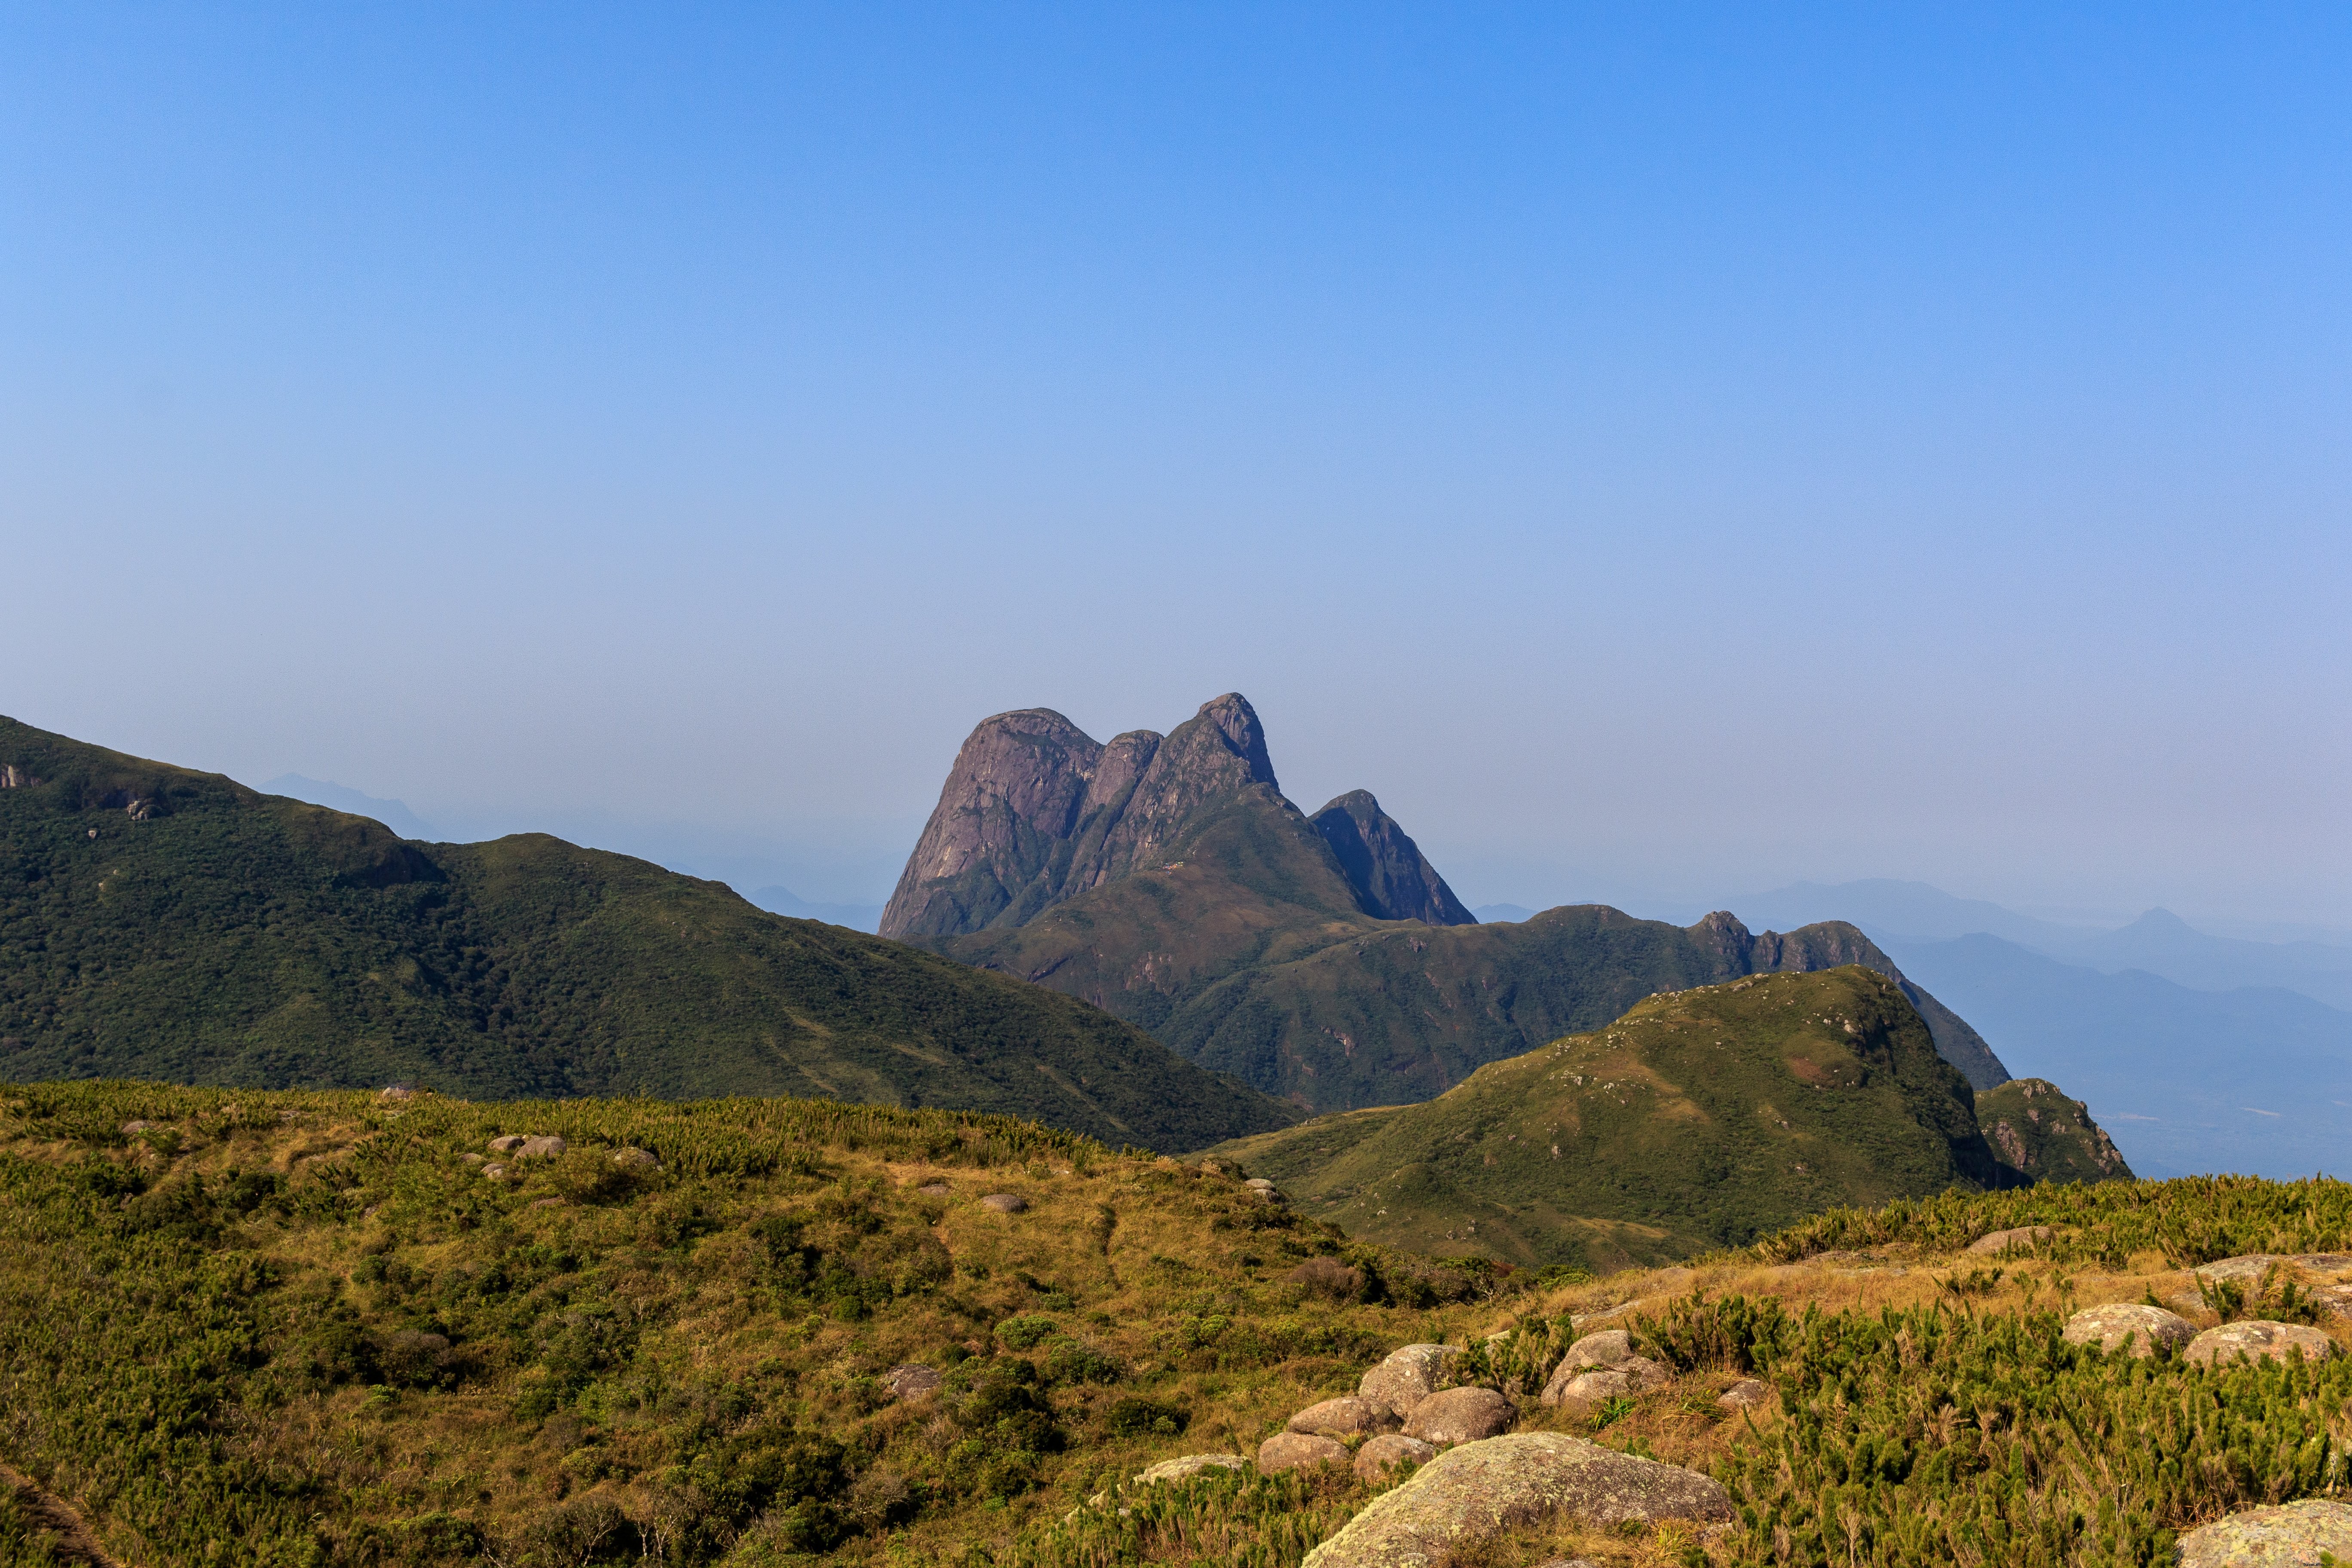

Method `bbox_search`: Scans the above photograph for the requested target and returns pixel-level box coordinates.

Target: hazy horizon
[9,7,2348,934]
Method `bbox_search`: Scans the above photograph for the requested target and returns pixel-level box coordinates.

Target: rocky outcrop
[1717,1378,1771,1411]
[2061,1303,2195,1356]
[2185,1320,2334,1366]
[1359,1344,1455,1418]
[1298,1432,1733,1568]
[881,1365,942,1400]
[1133,1453,1250,1485]
[1257,1431,1348,1474]
[1287,1396,1400,1437]
[1967,1225,2053,1255]
[979,1193,1027,1214]
[1975,1079,2132,1184]
[2175,1499,2352,1567]
[1400,1387,1514,1444]
[1310,791,1474,926]
[1354,1434,1436,1481]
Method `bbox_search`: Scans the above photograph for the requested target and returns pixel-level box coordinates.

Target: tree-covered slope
[1205,968,2009,1269]
[0,717,1294,1151]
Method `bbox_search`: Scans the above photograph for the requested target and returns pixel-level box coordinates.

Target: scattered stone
[1244,1177,1280,1201]
[916,1182,952,1197]
[1359,1344,1456,1418]
[2062,1303,2196,1357]
[1539,1336,1670,1410]
[882,1365,943,1401]
[462,1153,486,1164]
[1133,1453,1250,1486]
[516,1135,567,1160]
[2193,1253,2352,1285]
[1966,1225,2052,1256]
[1542,1368,1660,1416]
[1402,1386,1515,1445]
[1287,1396,1400,1437]
[488,1136,527,1154]
[610,1146,658,1168]
[1717,1378,1771,1411]
[2186,1320,2334,1366]
[119,1121,156,1135]
[1354,1433,1436,1482]
[980,1193,1027,1214]
[482,1164,508,1180]
[379,1085,416,1100]
[1257,1432,1349,1474]
[2176,1498,2352,1568]
[1559,1329,1638,1372]
[1298,1432,1733,1568]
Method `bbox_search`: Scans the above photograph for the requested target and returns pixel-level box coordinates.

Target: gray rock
[916,1182,952,1197]
[881,1364,943,1400]
[1717,1378,1771,1411]
[119,1121,156,1135]
[2186,1320,2334,1367]
[1133,1453,1250,1486]
[1288,1396,1400,1437]
[980,1193,1028,1214]
[1401,1386,1515,1445]
[1257,1431,1349,1474]
[2063,1303,2196,1357]
[1541,1367,1663,1416]
[1559,1329,1639,1372]
[1354,1433,1436,1482]
[2175,1498,2352,1567]
[2194,1253,2352,1284]
[488,1135,527,1154]
[610,1146,658,1168]
[481,1163,508,1179]
[516,1135,567,1160]
[378,1085,417,1100]
[1360,1344,1456,1418]
[1298,1432,1733,1568]
[1966,1225,2052,1256]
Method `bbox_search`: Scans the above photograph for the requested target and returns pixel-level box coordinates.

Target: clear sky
[6,5,2348,930]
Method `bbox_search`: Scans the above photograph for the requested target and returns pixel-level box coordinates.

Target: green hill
[1204,968,2049,1270]
[1976,1076,2135,1185]
[895,695,2014,1114]
[0,717,1294,1152]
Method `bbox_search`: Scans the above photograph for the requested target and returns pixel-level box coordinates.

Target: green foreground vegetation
[0,1079,2347,1568]
[0,716,1291,1151]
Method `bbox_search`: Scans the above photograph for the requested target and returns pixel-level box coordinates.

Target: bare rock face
[2194,1253,2352,1284]
[1360,1344,1457,1419]
[1539,1333,1671,1411]
[2186,1320,2335,1366]
[980,1193,1027,1214]
[1401,1387,1515,1445]
[1257,1431,1349,1474]
[1354,1433,1436,1482]
[1717,1378,1772,1411]
[1559,1330,1638,1372]
[1133,1453,1250,1485]
[1966,1225,2052,1255]
[1310,791,1475,926]
[1298,1432,1733,1568]
[1288,1396,1400,1437]
[2062,1303,2195,1356]
[881,1365,943,1401]
[2176,1499,2352,1567]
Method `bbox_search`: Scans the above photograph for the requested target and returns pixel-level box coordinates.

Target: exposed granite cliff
[1311,791,1476,927]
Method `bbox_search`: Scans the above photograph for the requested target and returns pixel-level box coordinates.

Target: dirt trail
[0,1462,124,1568]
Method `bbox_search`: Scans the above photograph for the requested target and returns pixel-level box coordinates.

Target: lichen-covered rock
[1401,1386,1515,1445]
[2175,1498,2352,1567]
[1288,1396,1400,1437]
[1257,1431,1348,1474]
[1133,1453,1250,1485]
[2194,1253,2352,1285]
[1717,1378,1771,1411]
[1298,1432,1733,1568]
[1354,1433,1436,1482]
[882,1365,942,1400]
[1560,1329,1638,1371]
[488,1135,527,1154]
[980,1193,1028,1214]
[516,1135,567,1160]
[1966,1225,2052,1256]
[1360,1344,1456,1418]
[611,1146,658,1168]
[1541,1367,1661,1416]
[2186,1320,2334,1366]
[2063,1303,2195,1357]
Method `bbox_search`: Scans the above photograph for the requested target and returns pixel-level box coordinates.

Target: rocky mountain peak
[1194,693,1279,792]
[1311,790,1476,926]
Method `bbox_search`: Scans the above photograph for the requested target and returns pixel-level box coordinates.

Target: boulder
[1298,1432,1733,1568]
[1359,1344,1456,1418]
[916,1182,952,1197]
[2062,1303,2195,1357]
[2186,1320,2334,1366]
[1288,1396,1400,1437]
[488,1136,527,1154]
[481,1163,508,1179]
[611,1146,658,1169]
[1966,1225,2052,1256]
[1133,1453,1250,1486]
[1539,1331,1672,1410]
[1401,1386,1515,1445]
[120,1121,156,1135]
[1354,1433,1436,1482]
[1559,1329,1639,1372]
[1542,1368,1659,1416]
[2193,1253,2352,1285]
[2176,1498,2352,1568]
[378,1085,416,1100]
[1257,1431,1349,1474]
[980,1193,1028,1214]
[1717,1378,1771,1411]
[516,1135,567,1160]
[881,1365,943,1401]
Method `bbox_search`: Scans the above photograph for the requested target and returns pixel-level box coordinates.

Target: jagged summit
[879,693,1467,941]
[1311,790,1475,926]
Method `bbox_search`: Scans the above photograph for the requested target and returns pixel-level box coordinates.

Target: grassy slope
[1207,968,2000,1270]
[5,1081,2350,1568]
[0,717,1293,1152]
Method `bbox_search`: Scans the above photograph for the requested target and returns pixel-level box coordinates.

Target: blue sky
[6,5,2348,927]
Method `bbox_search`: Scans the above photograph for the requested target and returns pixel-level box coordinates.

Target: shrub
[995,1314,1059,1350]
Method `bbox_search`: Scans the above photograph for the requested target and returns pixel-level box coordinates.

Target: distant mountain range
[0,716,1294,1151]
[890,695,2012,1112]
